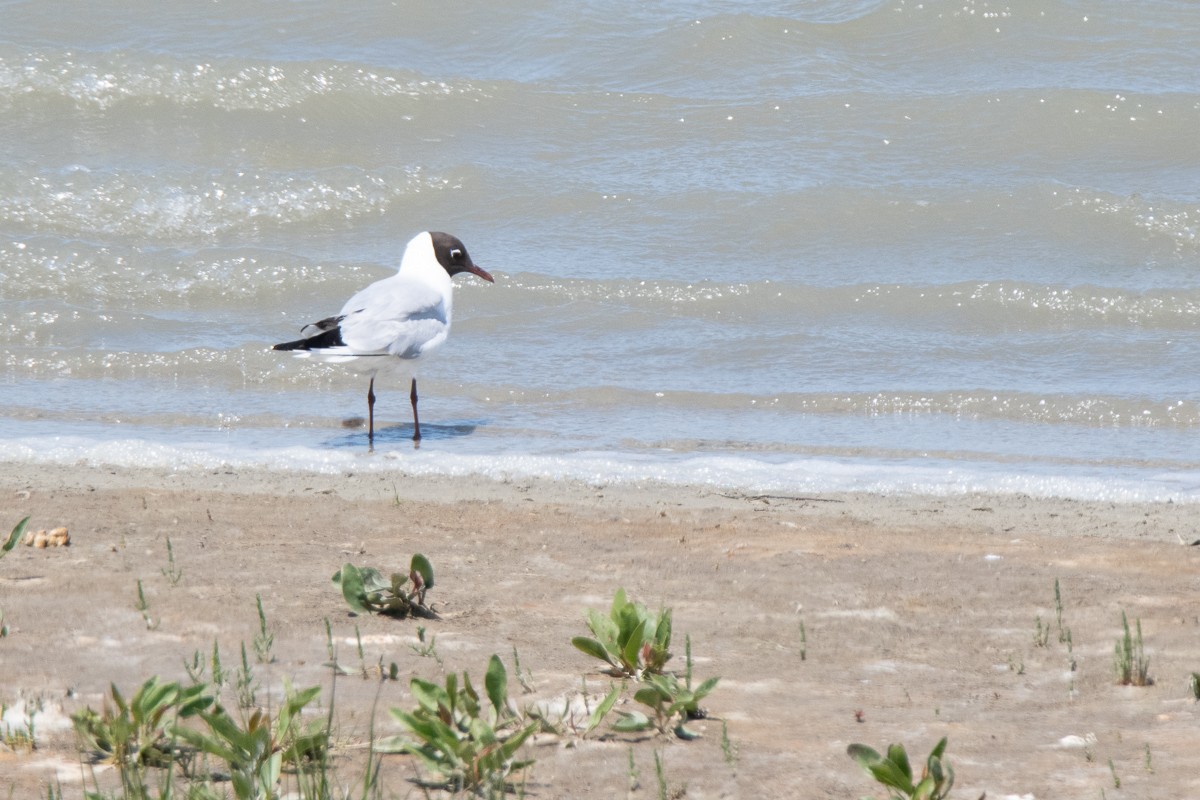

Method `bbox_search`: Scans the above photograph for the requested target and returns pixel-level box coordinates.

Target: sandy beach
[2,463,1200,798]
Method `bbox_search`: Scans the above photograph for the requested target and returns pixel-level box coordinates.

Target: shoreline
[6,460,1196,544]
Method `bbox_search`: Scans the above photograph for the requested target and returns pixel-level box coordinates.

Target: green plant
[1189,671,1200,700]
[847,737,958,800]
[253,593,274,664]
[410,625,442,664]
[211,639,226,691]
[332,555,435,618]
[616,671,719,740]
[235,641,260,708]
[572,588,672,679]
[1,516,28,560]
[720,720,737,767]
[1033,615,1049,647]
[161,536,183,586]
[512,646,535,693]
[2,698,37,752]
[134,579,158,630]
[1114,610,1151,686]
[615,634,719,739]
[377,654,537,793]
[173,679,328,800]
[72,677,213,770]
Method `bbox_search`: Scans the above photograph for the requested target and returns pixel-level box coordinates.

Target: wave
[0,50,485,112]
[491,274,1200,332]
[0,164,452,240]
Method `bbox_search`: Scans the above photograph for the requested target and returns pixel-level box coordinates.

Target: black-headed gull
[274,231,494,446]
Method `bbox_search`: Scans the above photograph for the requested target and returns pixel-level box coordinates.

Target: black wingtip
[273,325,346,351]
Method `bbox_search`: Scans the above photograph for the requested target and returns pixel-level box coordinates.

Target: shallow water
[2,1,1199,500]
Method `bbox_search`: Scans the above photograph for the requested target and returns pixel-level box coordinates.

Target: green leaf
[654,607,672,648]
[585,609,618,650]
[612,710,652,732]
[586,684,621,734]
[358,567,390,593]
[334,564,369,614]
[887,743,913,781]
[692,676,720,701]
[620,618,646,674]
[1,516,28,558]
[408,679,446,716]
[484,654,508,718]
[633,685,666,710]
[673,722,701,740]
[497,722,536,760]
[371,734,410,754]
[929,736,948,761]
[869,759,915,794]
[572,636,615,667]
[410,553,434,589]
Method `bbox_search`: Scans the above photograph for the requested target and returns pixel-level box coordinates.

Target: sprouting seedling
[1054,578,1070,644]
[161,536,182,586]
[720,720,738,768]
[512,646,535,694]
[1114,610,1151,686]
[411,626,441,661]
[321,618,351,676]
[1033,615,1050,647]
[253,593,274,664]
[235,642,258,708]
[183,649,205,685]
[134,580,158,630]
[210,640,225,690]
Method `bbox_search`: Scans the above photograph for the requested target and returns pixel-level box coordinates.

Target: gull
[274,231,493,446]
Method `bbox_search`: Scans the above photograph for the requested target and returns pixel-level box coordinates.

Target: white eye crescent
[450,248,463,259]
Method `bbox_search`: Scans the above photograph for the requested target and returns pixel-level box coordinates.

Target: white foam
[5,433,1200,503]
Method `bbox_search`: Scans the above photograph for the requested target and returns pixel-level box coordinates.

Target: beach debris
[22,526,70,548]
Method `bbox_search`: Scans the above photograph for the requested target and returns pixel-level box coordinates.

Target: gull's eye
[450,248,463,260]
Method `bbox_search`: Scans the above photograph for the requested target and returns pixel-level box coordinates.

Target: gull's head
[426,231,494,283]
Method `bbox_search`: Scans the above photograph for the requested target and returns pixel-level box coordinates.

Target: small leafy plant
[615,636,719,740]
[377,654,537,793]
[332,554,435,618]
[620,672,720,740]
[847,737,958,800]
[72,677,213,769]
[572,588,672,679]
[173,679,328,799]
